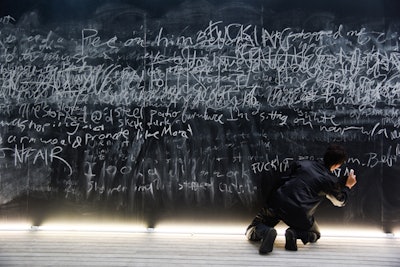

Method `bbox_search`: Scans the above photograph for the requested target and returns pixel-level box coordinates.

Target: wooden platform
[0,229,399,267]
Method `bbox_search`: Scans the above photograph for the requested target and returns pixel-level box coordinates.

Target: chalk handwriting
[1,16,400,210]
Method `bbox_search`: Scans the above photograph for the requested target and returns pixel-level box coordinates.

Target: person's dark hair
[323,144,347,168]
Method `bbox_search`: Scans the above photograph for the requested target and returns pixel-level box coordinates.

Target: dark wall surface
[0,0,399,231]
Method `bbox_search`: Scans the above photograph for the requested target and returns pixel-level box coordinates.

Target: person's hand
[346,169,357,189]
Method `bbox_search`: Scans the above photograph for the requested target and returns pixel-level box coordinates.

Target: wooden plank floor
[0,230,399,267]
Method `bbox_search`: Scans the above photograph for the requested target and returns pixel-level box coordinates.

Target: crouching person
[246,144,357,254]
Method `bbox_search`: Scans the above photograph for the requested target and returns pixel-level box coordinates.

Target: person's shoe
[309,232,318,243]
[259,228,277,254]
[300,232,319,245]
[285,228,298,251]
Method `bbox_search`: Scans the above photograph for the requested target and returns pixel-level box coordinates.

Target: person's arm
[326,169,357,207]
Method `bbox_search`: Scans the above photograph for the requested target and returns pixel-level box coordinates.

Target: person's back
[271,159,339,218]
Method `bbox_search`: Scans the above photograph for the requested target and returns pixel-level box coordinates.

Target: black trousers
[246,207,321,244]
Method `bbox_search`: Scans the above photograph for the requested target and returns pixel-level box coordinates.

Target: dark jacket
[269,159,350,230]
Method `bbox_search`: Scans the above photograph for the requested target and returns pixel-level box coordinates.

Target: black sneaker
[309,232,318,243]
[285,228,298,251]
[259,228,277,254]
[300,232,319,245]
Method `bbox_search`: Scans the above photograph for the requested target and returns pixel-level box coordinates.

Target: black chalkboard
[0,0,399,232]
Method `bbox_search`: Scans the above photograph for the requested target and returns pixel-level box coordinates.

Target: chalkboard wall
[0,0,399,232]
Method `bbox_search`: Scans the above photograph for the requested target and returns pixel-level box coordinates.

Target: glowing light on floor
[0,221,32,231]
[0,221,397,238]
[150,223,246,235]
[321,226,396,238]
[37,222,147,233]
